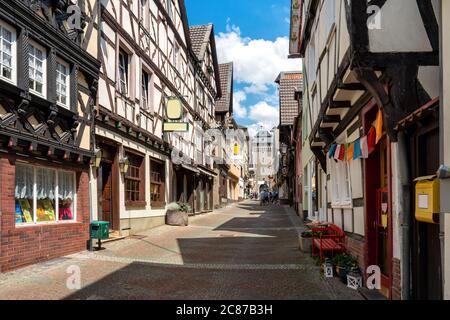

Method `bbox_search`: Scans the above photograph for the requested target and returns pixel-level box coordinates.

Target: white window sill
[15,221,80,228]
[331,203,353,210]
[30,90,46,100]
[0,76,16,86]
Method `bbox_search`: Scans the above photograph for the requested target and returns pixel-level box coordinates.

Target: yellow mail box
[415,175,440,224]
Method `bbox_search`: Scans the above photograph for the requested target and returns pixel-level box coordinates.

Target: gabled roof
[276,72,303,126]
[216,62,234,114]
[189,24,222,99]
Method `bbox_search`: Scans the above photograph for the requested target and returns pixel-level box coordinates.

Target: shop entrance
[363,102,393,299]
[97,143,119,232]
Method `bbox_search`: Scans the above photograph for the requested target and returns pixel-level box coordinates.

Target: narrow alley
[0,202,362,300]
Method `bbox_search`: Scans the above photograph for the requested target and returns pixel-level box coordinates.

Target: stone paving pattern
[0,201,364,300]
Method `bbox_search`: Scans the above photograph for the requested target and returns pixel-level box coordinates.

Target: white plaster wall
[369,0,432,53]
[354,207,365,236]
[418,66,440,99]
[343,208,353,233]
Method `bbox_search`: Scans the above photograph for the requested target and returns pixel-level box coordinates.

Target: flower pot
[166,210,189,226]
[299,235,312,253]
[336,266,348,284]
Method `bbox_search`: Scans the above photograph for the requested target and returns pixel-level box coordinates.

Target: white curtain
[15,165,34,199]
[58,171,74,200]
[36,168,55,200]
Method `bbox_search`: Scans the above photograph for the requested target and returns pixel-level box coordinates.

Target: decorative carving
[47,105,58,126]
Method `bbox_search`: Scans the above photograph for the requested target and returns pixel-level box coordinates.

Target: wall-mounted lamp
[281,143,288,155]
[119,157,130,174]
[93,147,103,168]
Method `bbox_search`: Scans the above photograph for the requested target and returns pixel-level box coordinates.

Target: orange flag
[375,109,383,144]
[347,143,355,161]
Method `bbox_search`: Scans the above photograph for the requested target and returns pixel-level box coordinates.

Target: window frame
[56,58,70,109]
[15,164,77,226]
[141,69,150,111]
[28,40,47,98]
[329,158,353,208]
[124,151,146,207]
[0,20,17,85]
[118,49,129,96]
[150,158,166,209]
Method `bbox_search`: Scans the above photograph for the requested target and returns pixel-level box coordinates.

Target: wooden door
[411,125,442,300]
[99,162,113,229]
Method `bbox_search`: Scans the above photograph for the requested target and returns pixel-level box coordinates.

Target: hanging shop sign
[328,109,383,162]
[163,97,189,132]
[289,0,303,57]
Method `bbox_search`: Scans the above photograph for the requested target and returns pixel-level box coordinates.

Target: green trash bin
[90,221,110,250]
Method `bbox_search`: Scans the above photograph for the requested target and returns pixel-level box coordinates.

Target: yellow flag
[376,109,383,144]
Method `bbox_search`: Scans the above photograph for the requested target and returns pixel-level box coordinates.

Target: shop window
[150,159,165,208]
[125,152,145,206]
[329,158,352,207]
[15,164,76,225]
[29,41,47,98]
[0,20,16,84]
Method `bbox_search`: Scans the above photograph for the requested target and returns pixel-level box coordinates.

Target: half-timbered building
[186,24,221,215]
[0,0,100,271]
[293,0,441,299]
[92,0,196,235]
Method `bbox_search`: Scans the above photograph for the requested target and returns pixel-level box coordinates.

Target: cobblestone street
[0,201,363,300]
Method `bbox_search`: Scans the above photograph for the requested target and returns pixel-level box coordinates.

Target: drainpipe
[397,131,411,300]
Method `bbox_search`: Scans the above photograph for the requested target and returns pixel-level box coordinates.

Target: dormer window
[29,41,47,98]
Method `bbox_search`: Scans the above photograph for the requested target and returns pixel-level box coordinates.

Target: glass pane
[58,171,75,221]
[36,168,56,222]
[15,165,34,224]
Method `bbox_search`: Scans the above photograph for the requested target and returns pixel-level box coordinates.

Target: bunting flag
[375,109,383,144]
[368,126,376,154]
[360,136,369,159]
[353,138,362,160]
[334,144,342,161]
[338,144,345,161]
[328,119,381,163]
[328,144,337,159]
[347,143,355,161]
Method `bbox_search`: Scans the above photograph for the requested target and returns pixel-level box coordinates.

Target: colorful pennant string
[327,109,384,162]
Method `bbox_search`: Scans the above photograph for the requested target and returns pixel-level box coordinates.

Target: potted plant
[299,230,313,253]
[166,202,191,226]
[332,253,358,284]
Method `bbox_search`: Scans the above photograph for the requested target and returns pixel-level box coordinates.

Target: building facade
[0,0,100,271]
[292,0,441,300]
[276,72,303,205]
[92,0,221,235]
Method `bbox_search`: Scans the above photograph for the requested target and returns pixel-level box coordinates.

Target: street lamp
[93,147,102,168]
[119,157,130,174]
[281,143,288,155]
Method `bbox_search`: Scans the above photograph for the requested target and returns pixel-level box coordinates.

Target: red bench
[311,224,346,261]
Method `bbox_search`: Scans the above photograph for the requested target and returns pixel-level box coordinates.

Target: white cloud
[233,90,248,118]
[216,25,301,94]
[249,101,279,127]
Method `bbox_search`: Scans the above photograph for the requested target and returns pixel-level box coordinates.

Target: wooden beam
[330,101,352,109]
[337,82,366,91]
[323,115,341,124]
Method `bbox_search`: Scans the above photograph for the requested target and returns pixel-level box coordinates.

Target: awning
[180,164,200,174]
[198,165,217,178]
[395,97,439,131]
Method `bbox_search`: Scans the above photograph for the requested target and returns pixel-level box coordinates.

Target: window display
[14,164,76,225]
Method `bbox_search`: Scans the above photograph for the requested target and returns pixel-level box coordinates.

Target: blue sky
[186,0,301,136]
